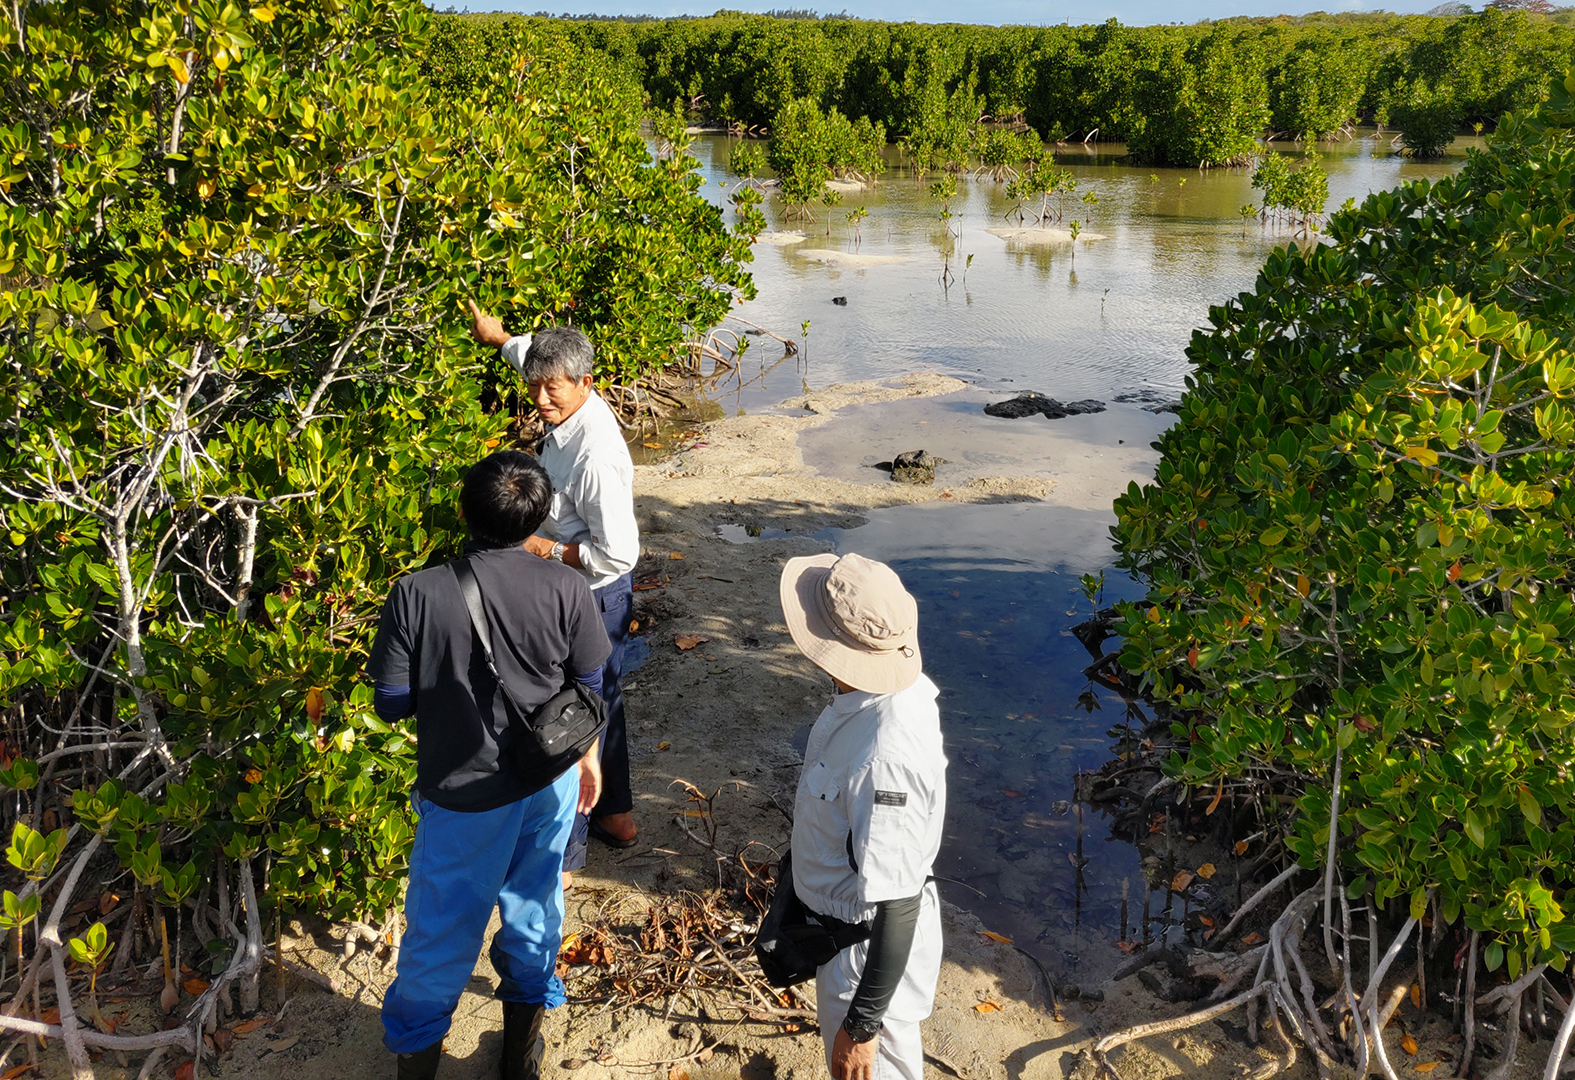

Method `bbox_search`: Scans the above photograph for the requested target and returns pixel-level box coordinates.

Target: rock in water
[890,450,946,485]
[984,393,1107,420]
[831,296,848,305]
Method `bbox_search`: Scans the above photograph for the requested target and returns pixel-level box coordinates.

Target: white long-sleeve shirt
[502,334,640,591]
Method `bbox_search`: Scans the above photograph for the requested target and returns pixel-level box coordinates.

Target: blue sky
[456,0,1451,26]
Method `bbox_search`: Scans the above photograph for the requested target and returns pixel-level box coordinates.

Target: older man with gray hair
[469,301,643,877]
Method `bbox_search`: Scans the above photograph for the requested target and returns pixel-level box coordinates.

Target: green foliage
[1251,151,1331,230]
[6,824,67,883]
[527,10,1575,162]
[1,0,754,925]
[767,97,883,217]
[1388,80,1465,156]
[729,140,766,178]
[1128,30,1271,167]
[0,891,40,936]
[1113,71,1575,975]
[67,922,112,972]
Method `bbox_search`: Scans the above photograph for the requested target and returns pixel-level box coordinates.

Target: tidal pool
[687,134,1470,981]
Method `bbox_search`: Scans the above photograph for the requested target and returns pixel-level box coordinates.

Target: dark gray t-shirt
[368,545,612,811]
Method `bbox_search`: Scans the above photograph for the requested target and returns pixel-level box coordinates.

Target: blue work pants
[381,767,578,1053]
[564,572,633,871]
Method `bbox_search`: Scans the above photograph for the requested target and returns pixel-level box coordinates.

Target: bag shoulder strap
[450,558,499,680]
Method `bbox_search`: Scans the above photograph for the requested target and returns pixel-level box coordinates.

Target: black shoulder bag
[753,849,872,988]
[451,558,608,796]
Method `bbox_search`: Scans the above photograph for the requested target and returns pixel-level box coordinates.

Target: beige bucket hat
[779,552,922,695]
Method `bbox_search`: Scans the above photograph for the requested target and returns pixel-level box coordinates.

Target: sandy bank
[987,226,1109,244]
[754,230,809,245]
[795,248,908,268]
[825,178,869,194]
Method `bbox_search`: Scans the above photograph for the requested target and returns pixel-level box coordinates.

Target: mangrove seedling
[820,187,843,235]
[67,921,114,1021]
[846,205,868,246]
[1239,202,1257,237]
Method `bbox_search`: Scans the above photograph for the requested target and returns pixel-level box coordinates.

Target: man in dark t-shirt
[370,451,611,1080]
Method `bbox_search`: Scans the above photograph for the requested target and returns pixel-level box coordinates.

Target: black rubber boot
[396,1041,442,1080]
[500,1001,547,1080]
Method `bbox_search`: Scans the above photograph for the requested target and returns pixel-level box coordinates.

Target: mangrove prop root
[1214,865,1299,945]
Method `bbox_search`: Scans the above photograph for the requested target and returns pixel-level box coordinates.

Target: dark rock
[984,393,1107,420]
[831,296,848,306]
[889,449,947,485]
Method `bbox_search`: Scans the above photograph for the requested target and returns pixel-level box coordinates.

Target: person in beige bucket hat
[780,552,923,694]
[779,553,948,1080]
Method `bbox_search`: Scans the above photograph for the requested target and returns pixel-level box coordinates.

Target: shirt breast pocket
[805,762,840,803]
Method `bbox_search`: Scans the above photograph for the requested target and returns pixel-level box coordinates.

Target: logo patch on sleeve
[873,790,908,807]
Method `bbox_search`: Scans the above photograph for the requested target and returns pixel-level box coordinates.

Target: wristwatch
[841,1016,881,1044]
[549,541,566,563]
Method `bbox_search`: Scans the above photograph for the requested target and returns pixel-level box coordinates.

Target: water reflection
[689,133,1471,414]
[828,502,1153,987]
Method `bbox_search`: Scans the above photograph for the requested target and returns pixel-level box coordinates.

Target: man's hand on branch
[468,299,512,349]
[577,739,603,814]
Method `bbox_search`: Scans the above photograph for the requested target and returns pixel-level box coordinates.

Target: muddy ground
[22,376,1549,1080]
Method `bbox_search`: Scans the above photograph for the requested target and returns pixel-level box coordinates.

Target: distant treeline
[434,10,1575,165]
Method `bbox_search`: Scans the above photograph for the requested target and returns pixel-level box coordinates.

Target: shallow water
[691,132,1473,413]
[686,134,1470,980]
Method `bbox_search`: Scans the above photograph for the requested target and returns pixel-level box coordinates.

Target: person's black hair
[460,451,553,547]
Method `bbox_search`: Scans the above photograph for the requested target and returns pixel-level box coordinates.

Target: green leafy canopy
[1113,71,1575,976]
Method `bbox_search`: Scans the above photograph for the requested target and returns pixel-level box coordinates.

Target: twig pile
[563,875,814,1032]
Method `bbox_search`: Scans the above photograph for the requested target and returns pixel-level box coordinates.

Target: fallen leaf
[1241,932,1265,945]
[656,741,672,751]
[696,1047,714,1064]
[974,1000,1002,1013]
[783,1022,801,1033]
[1401,1034,1419,1056]
[1415,1062,1441,1073]
[1205,780,1224,815]
[668,1067,689,1080]
[1171,870,1195,892]
[1199,915,1215,927]
[1411,983,1422,1009]
[1196,863,1217,879]
[1116,940,1141,954]
[212,1027,235,1053]
[1235,840,1250,855]
[979,931,1012,945]
[265,1035,300,1054]
[233,1019,267,1035]
[1002,789,1023,798]
[184,978,209,995]
[674,634,707,651]
[643,442,664,449]
[40,1007,59,1025]
[175,1063,195,1080]
[2,1063,36,1079]
[668,551,686,561]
